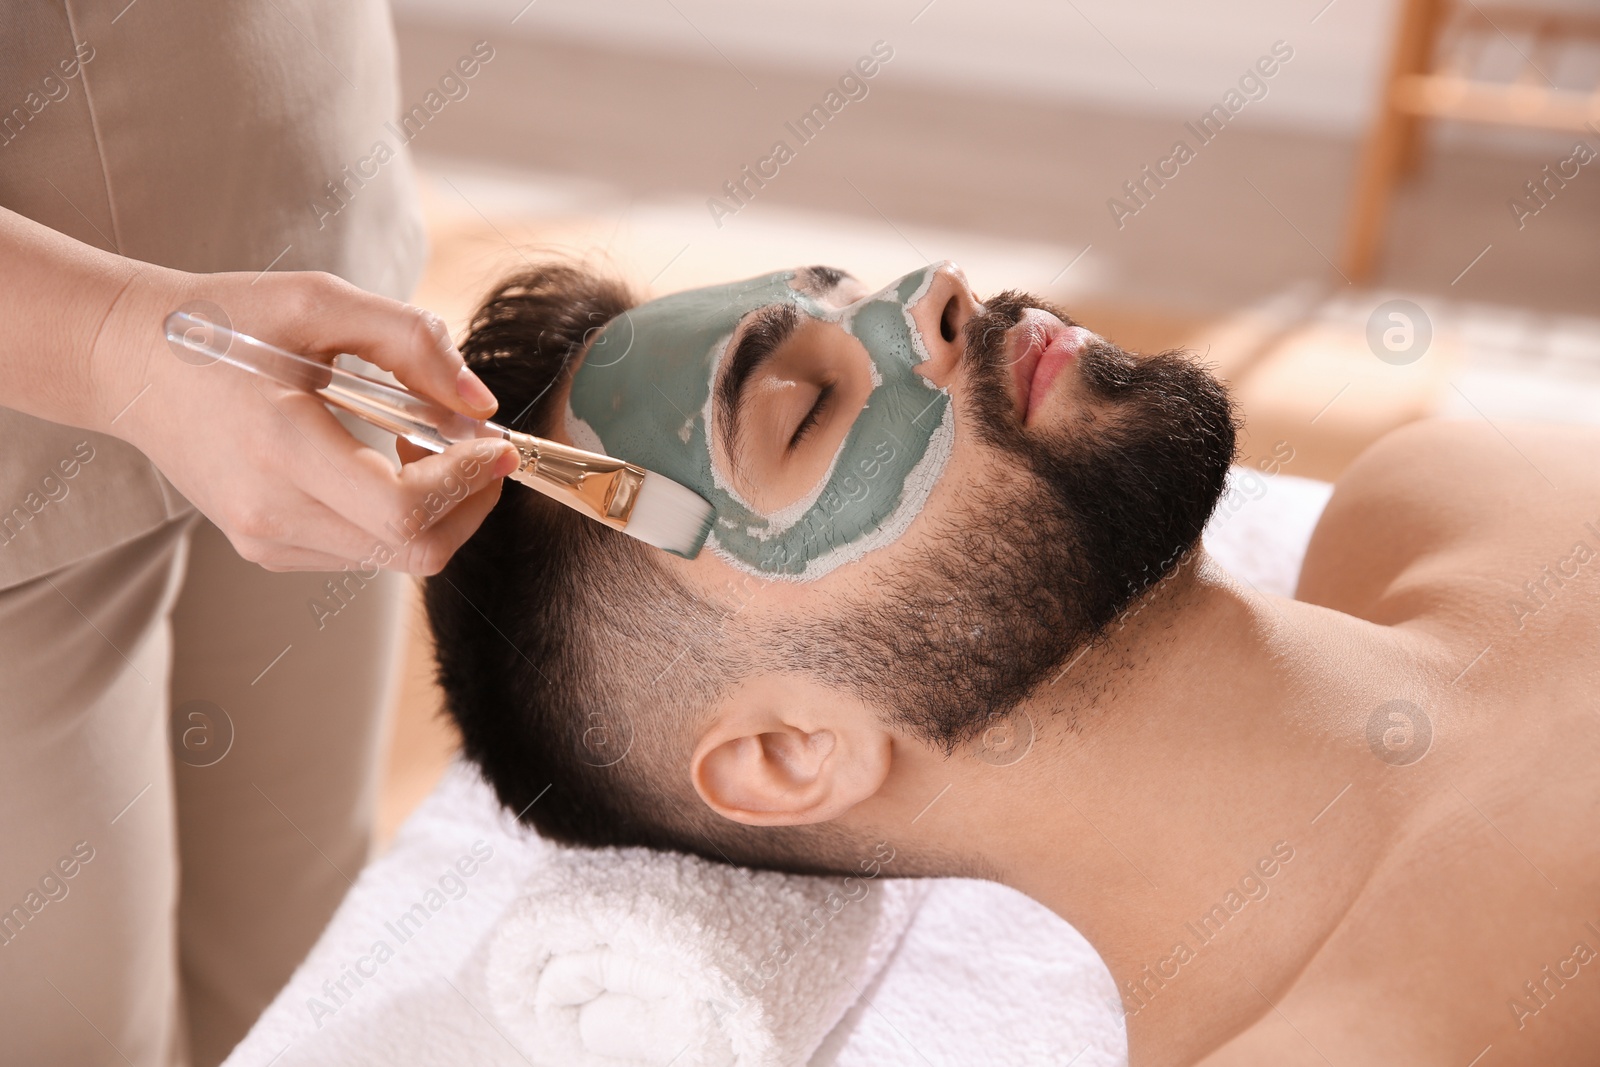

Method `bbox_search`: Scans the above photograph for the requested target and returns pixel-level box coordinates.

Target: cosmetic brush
[163,310,715,558]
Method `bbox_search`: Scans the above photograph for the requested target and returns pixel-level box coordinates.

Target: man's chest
[1207,658,1600,1067]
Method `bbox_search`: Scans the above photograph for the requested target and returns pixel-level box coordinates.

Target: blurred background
[375,0,1600,843]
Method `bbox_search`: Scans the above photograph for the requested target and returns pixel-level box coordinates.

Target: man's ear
[690,673,892,827]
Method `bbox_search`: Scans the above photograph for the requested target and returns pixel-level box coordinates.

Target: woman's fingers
[219,487,395,572]
[280,273,499,419]
[388,477,506,577]
[254,387,517,572]
[370,437,516,575]
[293,418,517,575]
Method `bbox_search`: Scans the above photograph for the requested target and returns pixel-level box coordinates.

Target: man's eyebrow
[715,302,800,456]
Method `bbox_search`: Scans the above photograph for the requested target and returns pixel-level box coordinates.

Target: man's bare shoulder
[1294,419,1600,625]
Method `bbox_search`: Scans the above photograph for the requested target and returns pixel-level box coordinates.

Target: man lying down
[423,261,1600,1066]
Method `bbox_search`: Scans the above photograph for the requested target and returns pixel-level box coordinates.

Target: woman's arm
[0,206,518,573]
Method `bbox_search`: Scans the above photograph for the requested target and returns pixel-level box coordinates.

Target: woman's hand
[0,207,516,574]
[90,264,519,574]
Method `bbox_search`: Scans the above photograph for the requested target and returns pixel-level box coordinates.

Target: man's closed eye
[789,382,835,451]
[714,313,875,513]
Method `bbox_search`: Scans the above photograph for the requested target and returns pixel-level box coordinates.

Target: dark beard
[786,291,1240,751]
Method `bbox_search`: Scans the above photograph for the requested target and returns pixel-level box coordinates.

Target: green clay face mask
[567,266,955,579]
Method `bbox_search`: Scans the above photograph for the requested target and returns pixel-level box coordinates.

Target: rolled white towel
[485,845,924,1067]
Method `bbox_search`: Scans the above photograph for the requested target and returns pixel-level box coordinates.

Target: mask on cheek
[567,267,954,579]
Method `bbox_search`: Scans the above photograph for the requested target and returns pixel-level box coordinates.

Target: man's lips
[1005,309,1091,422]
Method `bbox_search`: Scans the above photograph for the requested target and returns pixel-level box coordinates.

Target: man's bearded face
[782,288,1239,749]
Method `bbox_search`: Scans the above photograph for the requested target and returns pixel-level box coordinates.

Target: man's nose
[910,262,980,389]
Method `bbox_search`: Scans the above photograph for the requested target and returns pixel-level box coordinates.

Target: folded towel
[485,846,926,1067]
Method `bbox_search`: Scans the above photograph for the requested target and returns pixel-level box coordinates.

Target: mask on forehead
[566,266,955,579]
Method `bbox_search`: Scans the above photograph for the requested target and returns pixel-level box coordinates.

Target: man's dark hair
[425,265,714,849]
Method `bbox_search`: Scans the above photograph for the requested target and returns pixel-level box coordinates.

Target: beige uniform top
[0,0,428,588]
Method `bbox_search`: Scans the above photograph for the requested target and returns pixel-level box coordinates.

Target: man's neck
[909,552,1447,1065]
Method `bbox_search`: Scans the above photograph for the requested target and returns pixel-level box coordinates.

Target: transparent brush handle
[163,310,506,453]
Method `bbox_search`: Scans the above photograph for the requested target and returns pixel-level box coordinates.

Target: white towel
[485,847,926,1067]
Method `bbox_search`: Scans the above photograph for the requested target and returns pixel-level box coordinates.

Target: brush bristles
[624,471,715,558]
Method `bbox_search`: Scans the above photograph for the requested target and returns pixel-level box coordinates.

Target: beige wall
[394,0,1397,131]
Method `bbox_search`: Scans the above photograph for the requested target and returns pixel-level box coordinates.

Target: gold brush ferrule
[499,428,647,530]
